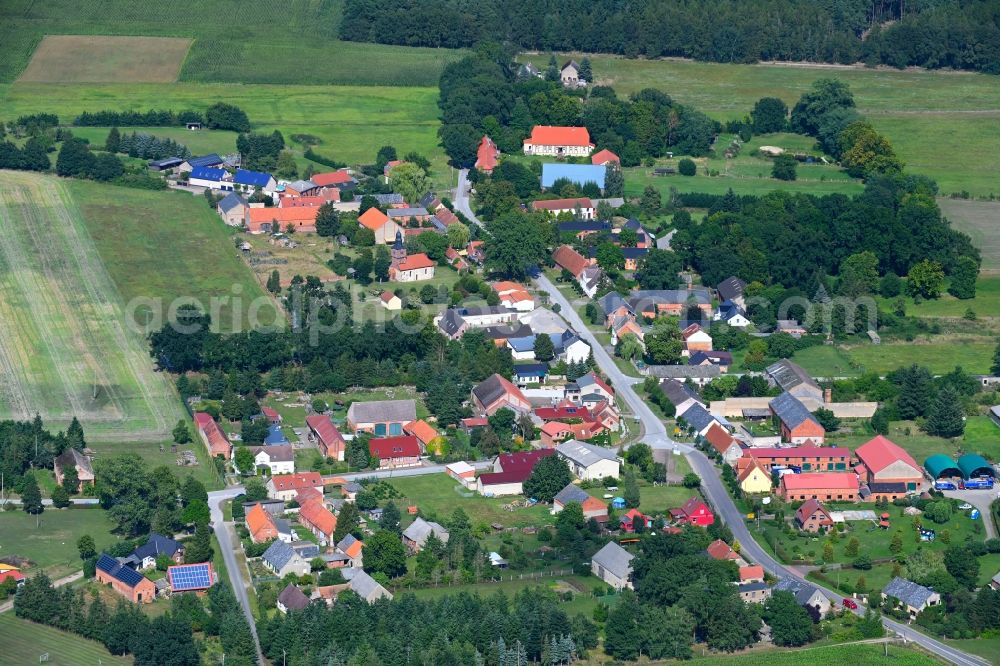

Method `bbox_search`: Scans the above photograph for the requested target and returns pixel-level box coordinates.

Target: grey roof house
[772,578,830,616]
[881,577,940,617]
[261,540,310,577]
[766,359,822,402]
[277,583,311,613]
[402,517,450,552]
[591,542,634,590]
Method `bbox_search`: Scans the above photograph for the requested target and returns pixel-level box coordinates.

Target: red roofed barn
[475,135,499,174]
[194,412,231,460]
[306,414,346,461]
[368,436,422,469]
[523,126,594,157]
[854,435,922,493]
[477,449,556,497]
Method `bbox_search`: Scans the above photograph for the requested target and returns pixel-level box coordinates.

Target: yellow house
[738,457,772,494]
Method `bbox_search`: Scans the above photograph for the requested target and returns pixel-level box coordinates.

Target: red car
[842,598,858,610]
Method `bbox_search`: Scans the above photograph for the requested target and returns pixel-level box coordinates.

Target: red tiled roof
[534,406,593,422]
[704,423,738,455]
[553,245,589,277]
[395,253,434,272]
[311,170,354,187]
[795,498,832,523]
[194,412,231,459]
[737,456,769,483]
[749,444,851,460]
[591,148,620,165]
[262,406,279,420]
[532,197,594,211]
[524,126,593,148]
[305,414,345,458]
[854,435,919,474]
[475,135,499,172]
[436,208,459,226]
[280,192,339,207]
[247,206,318,233]
[404,419,439,446]
[246,503,277,540]
[679,496,710,517]
[780,472,859,491]
[480,449,556,485]
[299,498,337,538]
[0,570,25,583]
[706,539,739,560]
[739,565,764,581]
[369,435,421,460]
[270,472,324,492]
[682,323,706,340]
[462,417,488,428]
[358,207,390,230]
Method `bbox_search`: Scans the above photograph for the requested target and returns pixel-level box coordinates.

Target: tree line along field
[523,54,1000,198]
[0,171,186,442]
[0,0,464,86]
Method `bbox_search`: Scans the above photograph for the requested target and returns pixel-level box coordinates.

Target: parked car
[842,598,858,610]
[959,503,973,510]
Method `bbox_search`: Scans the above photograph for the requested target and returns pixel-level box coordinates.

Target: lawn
[0,0,464,86]
[586,482,698,516]
[91,432,223,490]
[387,474,555,529]
[938,201,1000,273]
[0,507,123,578]
[760,500,982,566]
[0,613,133,665]
[0,171,187,442]
[687,641,941,665]
[879,276,1000,319]
[67,178,276,333]
[826,417,1000,468]
[70,126,239,158]
[789,340,996,378]
[523,54,1000,198]
[946,637,1000,666]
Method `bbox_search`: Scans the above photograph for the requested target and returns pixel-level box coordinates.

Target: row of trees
[0,415,85,491]
[438,50,716,167]
[104,128,191,160]
[73,102,250,132]
[341,0,1000,73]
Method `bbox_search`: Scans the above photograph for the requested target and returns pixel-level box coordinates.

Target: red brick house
[306,414,346,461]
[368,435,422,469]
[298,497,337,545]
[246,502,280,543]
[779,472,860,502]
[748,443,852,472]
[795,499,834,533]
[471,374,531,416]
[854,435,922,493]
[96,554,156,604]
[194,412,231,460]
[770,392,826,444]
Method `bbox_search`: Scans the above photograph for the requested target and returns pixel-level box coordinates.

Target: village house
[779,472,860,502]
[298,497,337,545]
[773,578,830,616]
[217,192,248,226]
[445,461,477,489]
[523,126,594,157]
[553,483,608,521]
[267,472,324,501]
[715,301,751,328]
[283,179,320,197]
[475,135,499,174]
[766,359,824,403]
[738,581,772,604]
[493,281,535,311]
[368,435,422,469]
[389,252,435,282]
[471,373,532,416]
[706,539,740,561]
[671,497,715,527]
[882,577,941,618]
[703,423,744,466]
[541,420,604,447]
[556,439,621,480]
[194,412,232,460]
[402,517,450,553]
[120,534,184,571]
[681,323,713,355]
[560,60,585,87]
[678,403,724,437]
[188,166,231,190]
[357,207,402,244]
[54,448,95,492]
[232,169,276,194]
[277,584,310,614]
[179,154,224,173]
[346,399,416,435]
[659,379,704,416]
[477,449,556,497]
[688,351,733,372]
[591,542,634,590]
[380,291,402,310]
[340,568,393,602]
[622,247,648,271]
[620,508,652,533]
[514,363,549,386]
[854,435,923,494]
[95,554,155,604]
[246,444,295,475]
[246,205,318,234]
[737,456,772,494]
[716,276,747,310]
[770,392,826,444]
[795,499,834,533]
[305,414,346,461]
[743,442,852,472]
[246,502,280,543]
[165,562,215,595]
[591,149,620,166]
[262,540,311,578]
[627,289,713,320]
[533,197,596,220]
[404,419,439,450]
[311,169,357,190]
[565,372,615,406]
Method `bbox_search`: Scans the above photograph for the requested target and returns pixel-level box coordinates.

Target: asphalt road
[534,273,988,666]
[454,169,483,228]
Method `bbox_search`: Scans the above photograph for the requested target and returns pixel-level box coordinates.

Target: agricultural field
[68,178,275,333]
[0,171,186,441]
[0,507,122,579]
[787,339,996,377]
[0,614,133,665]
[524,54,1000,197]
[686,641,941,665]
[19,35,191,83]
[0,0,464,86]
[938,200,1000,273]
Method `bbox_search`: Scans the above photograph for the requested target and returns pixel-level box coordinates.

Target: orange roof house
[390,253,435,281]
[552,245,592,278]
[779,472,860,502]
[523,126,594,157]
[194,412,231,460]
[311,170,355,187]
[739,565,764,583]
[267,472,325,500]
[298,498,337,544]
[404,419,439,447]
[591,149,620,166]
[475,135,500,173]
[247,206,318,234]
[246,503,279,543]
[854,435,922,492]
[706,539,740,561]
[358,207,402,244]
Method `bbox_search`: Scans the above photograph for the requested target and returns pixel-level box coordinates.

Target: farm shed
[957,453,994,479]
[924,454,961,479]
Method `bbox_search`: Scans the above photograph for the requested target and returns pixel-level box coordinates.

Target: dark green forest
[340,0,1000,73]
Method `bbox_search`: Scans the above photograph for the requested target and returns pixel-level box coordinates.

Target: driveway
[943,488,997,539]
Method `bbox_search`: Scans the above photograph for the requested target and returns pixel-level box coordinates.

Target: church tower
[390,230,406,268]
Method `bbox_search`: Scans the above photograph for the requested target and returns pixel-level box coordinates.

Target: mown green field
[0,507,123,578]
[876,277,1000,318]
[0,0,463,86]
[938,200,1000,273]
[687,641,941,665]
[789,340,995,377]
[525,54,1000,197]
[0,613,133,665]
[70,126,239,158]
[0,171,187,441]
[0,82,450,184]
[67,178,274,333]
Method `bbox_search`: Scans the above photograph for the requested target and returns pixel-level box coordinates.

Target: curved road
[535,273,987,666]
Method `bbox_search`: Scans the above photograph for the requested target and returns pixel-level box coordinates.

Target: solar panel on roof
[96,553,118,573]
[168,563,212,591]
[115,565,145,587]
